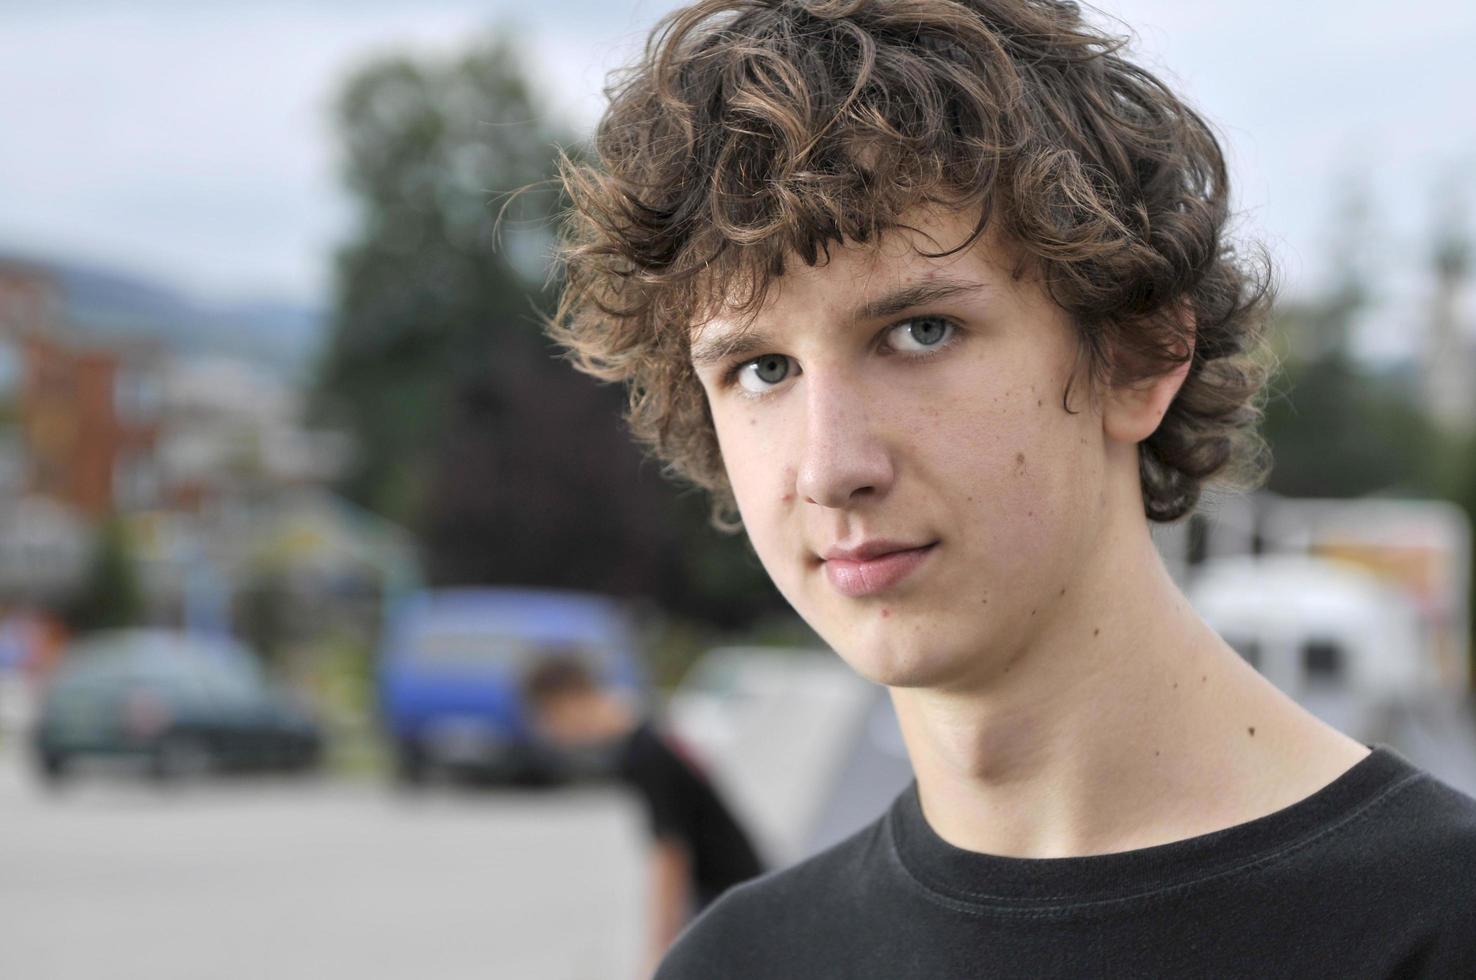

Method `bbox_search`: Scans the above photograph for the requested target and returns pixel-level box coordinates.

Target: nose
[794,371,895,508]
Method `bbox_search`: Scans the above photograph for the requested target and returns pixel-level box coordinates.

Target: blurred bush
[311,32,786,676]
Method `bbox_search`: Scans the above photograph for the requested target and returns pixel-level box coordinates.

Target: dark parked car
[32,629,322,783]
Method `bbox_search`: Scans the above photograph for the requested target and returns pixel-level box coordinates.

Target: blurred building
[0,263,57,499]
[124,355,361,638]
[0,258,169,521]
[21,332,164,517]
[157,355,349,515]
[0,264,92,601]
[0,258,366,636]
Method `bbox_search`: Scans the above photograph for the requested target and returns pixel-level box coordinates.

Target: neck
[890,502,1365,859]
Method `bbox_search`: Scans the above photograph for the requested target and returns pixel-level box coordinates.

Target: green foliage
[313,32,562,523]
[1260,349,1449,500]
[314,29,789,628]
[67,516,143,633]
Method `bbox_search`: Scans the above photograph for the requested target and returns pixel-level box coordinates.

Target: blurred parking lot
[0,744,646,980]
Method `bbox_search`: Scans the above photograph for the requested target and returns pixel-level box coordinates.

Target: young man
[521,656,764,971]
[550,1,1476,975]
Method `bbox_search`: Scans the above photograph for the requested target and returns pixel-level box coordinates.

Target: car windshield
[412,630,535,669]
[49,630,267,706]
[410,628,617,676]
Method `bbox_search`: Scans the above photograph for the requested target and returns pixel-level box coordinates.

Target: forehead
[688,209,1027,355]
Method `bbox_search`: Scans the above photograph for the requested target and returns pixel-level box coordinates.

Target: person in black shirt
[522,656,763,971]
[655,742,1476,977]
[546,0,1476,975]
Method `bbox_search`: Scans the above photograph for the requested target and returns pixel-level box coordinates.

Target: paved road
[0,748,645,980]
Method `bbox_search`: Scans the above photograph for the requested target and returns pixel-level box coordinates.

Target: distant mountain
[0,250,326,380]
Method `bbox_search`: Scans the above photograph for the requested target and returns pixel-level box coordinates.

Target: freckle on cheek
[881,608,891,619]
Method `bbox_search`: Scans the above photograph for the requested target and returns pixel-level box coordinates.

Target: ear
[1101,307,1196,446]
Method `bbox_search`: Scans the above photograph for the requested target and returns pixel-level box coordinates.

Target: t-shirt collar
[887,743,1420,909]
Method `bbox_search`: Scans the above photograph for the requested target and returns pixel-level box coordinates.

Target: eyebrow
[689,276,986,369]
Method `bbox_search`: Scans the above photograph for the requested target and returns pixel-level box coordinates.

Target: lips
[820,541,936,598]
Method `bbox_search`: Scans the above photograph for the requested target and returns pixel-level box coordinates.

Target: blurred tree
[315,31,785,630]
[314,35,557,521]
[66,515,143,634]
[1312,175,1376,361]
[1260,339,1448,500]
[1260,176,1452,501]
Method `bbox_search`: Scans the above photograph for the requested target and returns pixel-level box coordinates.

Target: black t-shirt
[655,744,1476,978]
[617,720,765,907]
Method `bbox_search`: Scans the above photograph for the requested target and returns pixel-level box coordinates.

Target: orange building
[21,333,162,519]
[0,260,166,519]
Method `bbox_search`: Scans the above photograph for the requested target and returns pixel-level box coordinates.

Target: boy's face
[691,208,1125,692]
[533,690,609,747]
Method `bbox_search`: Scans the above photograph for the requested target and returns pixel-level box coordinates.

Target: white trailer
[1188,554,1430,742]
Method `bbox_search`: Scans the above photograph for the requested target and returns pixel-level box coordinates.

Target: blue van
[378,587,646,784]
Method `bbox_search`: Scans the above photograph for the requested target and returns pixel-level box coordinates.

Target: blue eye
[888,317,954,351]
[735,354,794,394]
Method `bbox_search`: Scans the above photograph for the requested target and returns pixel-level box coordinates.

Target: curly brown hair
[549,0,1275,526]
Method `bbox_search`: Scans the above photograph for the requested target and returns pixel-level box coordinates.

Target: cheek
[713,408,798,557]
[714,408,768,508]
[920,375,1101,565]
[700,411,818,658]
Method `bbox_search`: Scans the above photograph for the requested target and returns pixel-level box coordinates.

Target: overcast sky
[1,0,1472,357]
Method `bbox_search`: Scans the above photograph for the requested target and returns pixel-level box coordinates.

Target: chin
[829,626,971,690]
[783,579,989,687]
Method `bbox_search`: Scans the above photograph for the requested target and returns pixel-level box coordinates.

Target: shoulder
[1349,764,1476,864]
[1317,763,1476,963]
[619,721,681,776]
[1395,772,1476,967]
[654,810,892,979]
[1294,756,1476,888]
[1386,769,1476,896]
[621,719,665,757]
